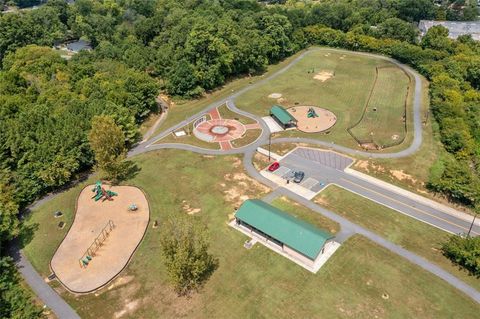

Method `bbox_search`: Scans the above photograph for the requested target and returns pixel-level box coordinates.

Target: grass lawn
[235,48,413,150]
[349,66,410,148]
[154,129,221,150]
[217,103,256,125]
[153,51,308,136]
[315,185,480,291]
[21,150,480,318]
[231,129,262,148]
[155,105,262,149]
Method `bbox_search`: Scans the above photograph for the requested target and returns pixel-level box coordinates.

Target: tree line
[1,0,480,315]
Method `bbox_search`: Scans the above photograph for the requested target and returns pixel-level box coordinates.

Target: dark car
[268,162,280,172]
[293,171,305,183]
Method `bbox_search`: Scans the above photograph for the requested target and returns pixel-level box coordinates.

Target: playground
[50,183,149,293]
[22,150,480,318]
[235,49,413,150]
[287,106,337,133]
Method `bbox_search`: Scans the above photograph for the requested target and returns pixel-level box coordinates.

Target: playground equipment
[91,181,118,202]
[128,203,138,211]
[79,220,115,268]
[307,107,319,118]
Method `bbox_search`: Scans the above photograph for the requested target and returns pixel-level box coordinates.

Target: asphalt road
[279,148,480,236]
[242,150,480,304]
[16,48,480,318]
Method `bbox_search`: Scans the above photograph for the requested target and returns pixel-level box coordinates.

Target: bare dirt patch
[391,170,417,184]
[223,172,269,207]
[268,93,282,99]
[182,200,201,215]
[107,275,135,291]
[114,299,141,318]
[229,156,242,168]
[313,71,334,82]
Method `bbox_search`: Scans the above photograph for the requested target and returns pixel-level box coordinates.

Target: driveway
[280,148,480,236]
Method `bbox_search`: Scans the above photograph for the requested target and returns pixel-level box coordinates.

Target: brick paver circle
[194,119,246,142]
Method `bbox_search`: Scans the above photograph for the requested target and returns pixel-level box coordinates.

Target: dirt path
[141,95,169,143]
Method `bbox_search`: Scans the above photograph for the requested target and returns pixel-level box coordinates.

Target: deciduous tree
[88,115,127,182]
[160,216,219,296]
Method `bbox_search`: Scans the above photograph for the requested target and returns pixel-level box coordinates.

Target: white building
[419,20,480,41]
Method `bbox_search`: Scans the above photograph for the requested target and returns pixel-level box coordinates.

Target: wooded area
[0,0,479,316]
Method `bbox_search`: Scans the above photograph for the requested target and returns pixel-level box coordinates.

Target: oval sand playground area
[288,106,337,133]
[50,184,149,293]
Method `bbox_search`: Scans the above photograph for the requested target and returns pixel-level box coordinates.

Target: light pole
[467,212,478,237]
[268,133,272,162]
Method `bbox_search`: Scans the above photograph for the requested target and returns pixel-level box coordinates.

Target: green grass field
[151,52,307,136]
[155,103,262,149]
[235,48,412,150]
[21,150,479,318]
[315,185,480,291]
[349,66,410,148]
[217,104,256,125]
[155,129,221,150]
[230,129,262,148]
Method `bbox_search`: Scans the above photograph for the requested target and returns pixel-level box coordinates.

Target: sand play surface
[288,106,337,133]
[51,185,149,293]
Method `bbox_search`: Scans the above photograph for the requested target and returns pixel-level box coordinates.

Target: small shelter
[234,199,334,267]
[269,105,297,129]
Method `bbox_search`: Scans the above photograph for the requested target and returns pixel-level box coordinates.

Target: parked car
[268,162,280,172]
[293,171,305,183]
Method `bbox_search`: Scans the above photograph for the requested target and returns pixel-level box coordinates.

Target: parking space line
[274,166,290,177]
[301,177,318,189]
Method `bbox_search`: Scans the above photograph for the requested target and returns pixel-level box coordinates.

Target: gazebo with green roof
[269,105,297,129]
[234,199,334,264]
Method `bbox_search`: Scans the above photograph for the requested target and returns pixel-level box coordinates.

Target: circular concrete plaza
[194,119,246,142]
[50,185,149,293]
[288,106,337,133]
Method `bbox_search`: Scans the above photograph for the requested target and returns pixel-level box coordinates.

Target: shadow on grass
[17,213,40,249]
[120,160,141,182]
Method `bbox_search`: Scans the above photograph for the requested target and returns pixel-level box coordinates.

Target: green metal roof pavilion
[235,199,333,259]
[270,105,297,125]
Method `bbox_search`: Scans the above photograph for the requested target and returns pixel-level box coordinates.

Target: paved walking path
[208,107,221,120]
[219,140,233,151]
[17,48,480,317]
[11,246,81,319]
[242,156,480,303]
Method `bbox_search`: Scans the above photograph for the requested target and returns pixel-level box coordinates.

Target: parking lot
[265,148,354,193]
[269,164,327,192]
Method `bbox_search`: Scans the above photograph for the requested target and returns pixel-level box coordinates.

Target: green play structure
[307,107,319,118]
[91,181,118,202]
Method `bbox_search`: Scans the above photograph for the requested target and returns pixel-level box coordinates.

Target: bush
[442,234,480,277]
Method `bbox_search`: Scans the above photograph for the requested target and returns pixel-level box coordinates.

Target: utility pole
[467,203,479,237]
[268,133,271,161]
[467,212,478,237]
